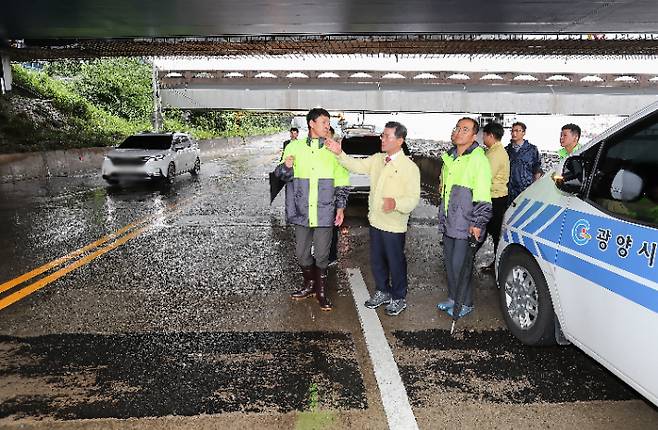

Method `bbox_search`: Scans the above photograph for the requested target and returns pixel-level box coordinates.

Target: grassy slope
[1,65,289,153]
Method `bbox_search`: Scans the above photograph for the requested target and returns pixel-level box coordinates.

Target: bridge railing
[159,70,658,89]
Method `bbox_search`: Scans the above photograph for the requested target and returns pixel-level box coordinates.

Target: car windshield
[342,136,381,156]
[118,135,172,150]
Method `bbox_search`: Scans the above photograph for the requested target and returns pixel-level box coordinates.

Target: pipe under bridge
[160,70,658,115]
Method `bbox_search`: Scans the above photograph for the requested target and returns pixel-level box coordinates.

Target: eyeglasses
[452,126,472,134]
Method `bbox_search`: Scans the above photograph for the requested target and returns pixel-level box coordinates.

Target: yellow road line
[0,220,146,295]
[0,225,148,311]
[0,196,193,296]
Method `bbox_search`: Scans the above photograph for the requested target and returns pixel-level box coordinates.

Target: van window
[588,115,658,227]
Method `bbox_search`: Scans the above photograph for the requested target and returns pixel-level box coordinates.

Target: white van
[496,101,658,407]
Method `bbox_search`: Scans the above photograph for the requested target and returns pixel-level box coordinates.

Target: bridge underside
[160,83,658,115]
[3,1,658,59]
[5,35,658,60]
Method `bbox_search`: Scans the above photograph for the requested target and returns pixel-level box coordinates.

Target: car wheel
[165,162,176,185]
[498,249,556,345]
[190,157,200,176]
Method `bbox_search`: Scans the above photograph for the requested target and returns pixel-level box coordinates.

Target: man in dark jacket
[506,122,542,203]
[283,127,299,150]
[436,117,493,318]
[274,109,350,311]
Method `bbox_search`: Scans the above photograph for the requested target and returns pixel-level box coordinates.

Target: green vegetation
[163,109,290,140]
[294,382,337,430]
[0,59,290,153]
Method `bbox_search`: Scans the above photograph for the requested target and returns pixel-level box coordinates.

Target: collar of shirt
[449,141,480,159]
[511,139,527,152]
[487,141,503,152]
[385,150,402,163]
[306,136,325,148]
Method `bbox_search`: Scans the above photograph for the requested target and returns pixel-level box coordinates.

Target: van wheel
[190,157,200,176]
[498,249,556,345]
[165,162,176,185]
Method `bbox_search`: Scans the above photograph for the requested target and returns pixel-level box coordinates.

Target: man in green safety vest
[273,108,350,311]
[436,117,493,319]
[558,123,582,159]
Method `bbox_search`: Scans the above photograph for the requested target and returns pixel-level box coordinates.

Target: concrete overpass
[3,1,658,111]
[159,70,658,115]
[3,1,658,60]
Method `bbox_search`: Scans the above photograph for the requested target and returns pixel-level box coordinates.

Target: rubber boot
[315,267,333,311]
[291,266,316,300]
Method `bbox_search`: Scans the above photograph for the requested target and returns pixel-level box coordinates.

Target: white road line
[347,268,419,430]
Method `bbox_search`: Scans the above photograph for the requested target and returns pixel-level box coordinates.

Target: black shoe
[291,266,316,300]
[315,267,333,311]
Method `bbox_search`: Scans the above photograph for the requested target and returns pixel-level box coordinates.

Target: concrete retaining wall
[0,134,277,183]
[414,154,443,191]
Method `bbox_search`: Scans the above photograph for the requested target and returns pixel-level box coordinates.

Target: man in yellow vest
[273,108,350,311]
[436,118,493,318]
[326,121,420,316]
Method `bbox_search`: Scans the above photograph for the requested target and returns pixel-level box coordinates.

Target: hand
[285,155,295,169]
[382,197,396,213]
[325,138,342,155]
[334,208,345,226]
[469,226,482,241]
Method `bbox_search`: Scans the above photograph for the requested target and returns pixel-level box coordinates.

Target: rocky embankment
[406,138,561,196]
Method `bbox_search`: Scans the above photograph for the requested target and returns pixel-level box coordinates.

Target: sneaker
[385,299,407,316]
[436,298,455,312]
[364,290,392,309]
[447,305,474,318]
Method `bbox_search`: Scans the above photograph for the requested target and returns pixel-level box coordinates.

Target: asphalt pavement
[0,134,656,429]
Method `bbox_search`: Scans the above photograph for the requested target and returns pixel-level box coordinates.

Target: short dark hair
[459,117,479,134]
[384,121,407,140]
[561,123,581,139]
[290,127,299,133]
[306,107,330,127]
[512,121,527,132]
[483,122,504,140]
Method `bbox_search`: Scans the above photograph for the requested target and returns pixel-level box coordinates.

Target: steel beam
[160,84,658,116]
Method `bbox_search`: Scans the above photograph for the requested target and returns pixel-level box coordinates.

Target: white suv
[102,132,200,185]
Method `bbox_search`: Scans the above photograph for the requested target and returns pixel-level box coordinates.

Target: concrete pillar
[1,54,11,93]
[151,63,162,131]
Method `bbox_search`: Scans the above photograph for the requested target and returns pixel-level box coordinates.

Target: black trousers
[486,196,509,255]
[369,226,408,300]
[328,226,339,262]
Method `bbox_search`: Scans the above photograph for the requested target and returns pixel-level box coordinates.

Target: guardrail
[160,70,658,89]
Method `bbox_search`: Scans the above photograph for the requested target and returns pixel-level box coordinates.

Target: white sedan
[102,132,200,185]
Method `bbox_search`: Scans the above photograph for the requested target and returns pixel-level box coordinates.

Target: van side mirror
[553,155,587,194]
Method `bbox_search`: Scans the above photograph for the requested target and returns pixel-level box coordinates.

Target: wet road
[0,134,656,429]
